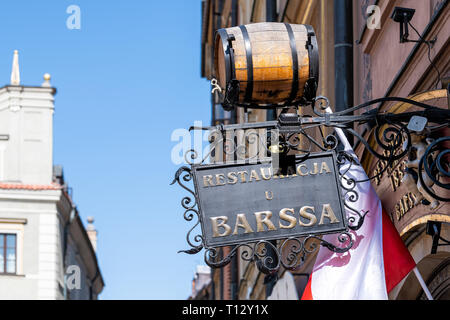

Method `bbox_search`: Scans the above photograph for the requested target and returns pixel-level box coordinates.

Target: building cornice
[0,85,56,95]
[0,188,62,202]
[0,217,27,224]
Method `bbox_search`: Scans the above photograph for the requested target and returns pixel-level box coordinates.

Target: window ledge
[0,273,25,278]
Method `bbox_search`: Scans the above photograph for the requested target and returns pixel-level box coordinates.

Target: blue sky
[0,1,211,299]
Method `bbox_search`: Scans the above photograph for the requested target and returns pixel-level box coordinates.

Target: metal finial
[10,50,20,86]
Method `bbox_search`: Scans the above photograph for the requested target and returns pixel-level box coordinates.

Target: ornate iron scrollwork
[171,167,203,255]
[173,94,450,274]
[418,136,450,203]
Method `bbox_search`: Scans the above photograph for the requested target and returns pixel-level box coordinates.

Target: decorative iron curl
[279,237,306,270]
[184,149,200,165]
[312,96,331,115]
[418,136,450,202]
[171,167,204,254]
[203,243,265,269]
[320,232,354,253]
[254,241,280,275]
[277,125,339,155]
[336,151,368,231]
[344,123,410,166]
[204,246,238,268]
[324,134,339,150]
[189,128,274,165]
[202,231,354,274]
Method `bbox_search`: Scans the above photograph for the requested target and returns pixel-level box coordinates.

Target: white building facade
[0,51,104,300]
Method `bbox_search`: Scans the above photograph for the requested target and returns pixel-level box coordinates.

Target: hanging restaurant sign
[193,152,347,248]
[172,20,449,273]
[172,93,449,273]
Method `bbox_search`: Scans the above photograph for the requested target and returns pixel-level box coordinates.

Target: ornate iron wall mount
[172,94,450,274]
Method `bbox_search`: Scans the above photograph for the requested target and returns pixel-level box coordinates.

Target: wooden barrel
[214,22,319,107]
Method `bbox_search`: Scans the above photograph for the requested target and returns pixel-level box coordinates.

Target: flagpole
[413,267,433,300]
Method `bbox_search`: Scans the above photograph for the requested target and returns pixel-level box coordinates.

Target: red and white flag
[301,127,416,300]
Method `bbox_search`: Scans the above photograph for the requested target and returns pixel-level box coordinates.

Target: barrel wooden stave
[215,22,317,106]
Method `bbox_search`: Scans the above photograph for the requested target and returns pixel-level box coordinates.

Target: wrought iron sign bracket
[174,94,450,274]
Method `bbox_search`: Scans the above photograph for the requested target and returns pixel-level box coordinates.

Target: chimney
[86,217,98,252]
[191,265,211,298]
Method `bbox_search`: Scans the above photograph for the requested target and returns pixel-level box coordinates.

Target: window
[0,219,26,275]
[0,234,17,274]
